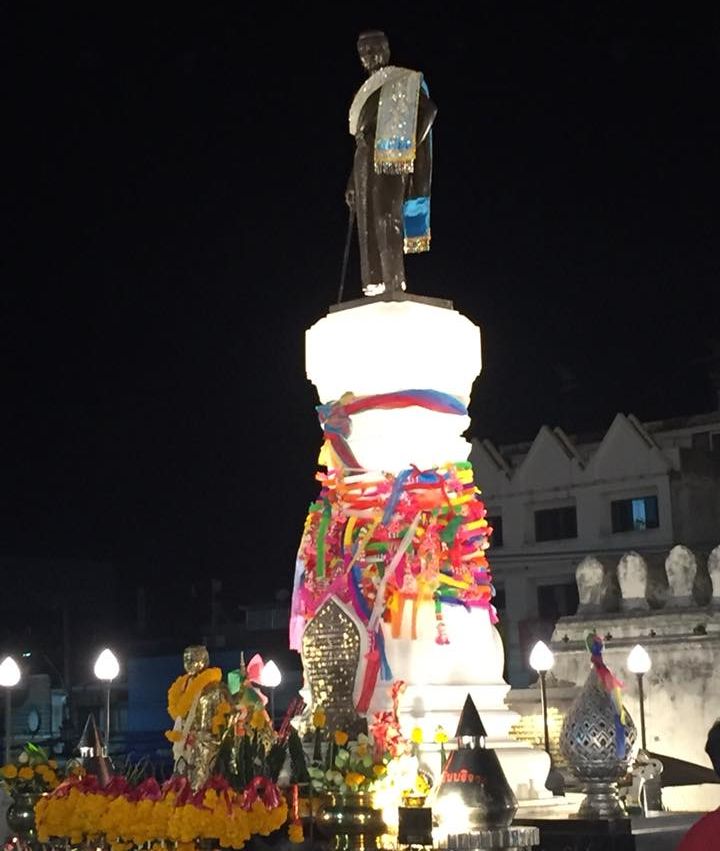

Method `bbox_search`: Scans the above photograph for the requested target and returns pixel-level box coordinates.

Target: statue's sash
[349,66,422,175]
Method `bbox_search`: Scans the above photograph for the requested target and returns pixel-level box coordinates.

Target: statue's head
[183,645,209,675]
[357,30,390,73]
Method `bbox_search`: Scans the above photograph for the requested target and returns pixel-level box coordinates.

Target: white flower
[17,752,29,765]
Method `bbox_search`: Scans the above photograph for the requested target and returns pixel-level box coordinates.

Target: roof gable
[591,413,670,479]
[514,425,584,490]
[469,439,509,497]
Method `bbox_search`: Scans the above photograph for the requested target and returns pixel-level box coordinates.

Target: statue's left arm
[407,91,436,202]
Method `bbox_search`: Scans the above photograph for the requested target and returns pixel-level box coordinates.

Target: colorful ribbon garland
[316,389,467,472]
[586,632,627,758]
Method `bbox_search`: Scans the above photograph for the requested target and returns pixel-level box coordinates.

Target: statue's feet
[363,282,386,296]
[362,280,407,297]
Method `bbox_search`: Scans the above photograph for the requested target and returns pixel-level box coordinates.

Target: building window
[692,431,711,450]
[487,515,503,547]
[611,496,659,533]
[534,506,577,542]
[537,583,580,622]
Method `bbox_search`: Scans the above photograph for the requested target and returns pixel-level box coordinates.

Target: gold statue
[166,645,232,789]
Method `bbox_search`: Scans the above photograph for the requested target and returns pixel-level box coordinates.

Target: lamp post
[627,644,651,751]
[0,656,21,764]
[260,660,281,725]
[529,640,564,796]
[93,648,120,754]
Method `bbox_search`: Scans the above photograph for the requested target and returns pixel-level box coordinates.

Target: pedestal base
[514,812,703,851]
[577,780,626,819]
[444,827,540,850]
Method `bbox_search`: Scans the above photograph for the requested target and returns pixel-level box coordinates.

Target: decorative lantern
[559,633,637,818]
[435,695,518,830]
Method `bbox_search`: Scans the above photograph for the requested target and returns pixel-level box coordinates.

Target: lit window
[611,496,659,533]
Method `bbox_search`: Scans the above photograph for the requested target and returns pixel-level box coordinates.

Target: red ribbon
[355,638,381,713]
[134,776,163,801]
[243,776,281,810]
[161,774,193,805]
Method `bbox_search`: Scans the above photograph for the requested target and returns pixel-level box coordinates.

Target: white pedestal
[302,298,553,804]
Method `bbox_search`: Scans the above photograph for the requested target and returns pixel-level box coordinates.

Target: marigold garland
[167,668,222,720]
[35,774,288,851]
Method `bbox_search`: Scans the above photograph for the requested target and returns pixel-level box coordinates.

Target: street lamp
[93,648,119,754]
[627,644,651,751]
[529,640,564,796]
[260,660,281,724]
[0,656,21,764]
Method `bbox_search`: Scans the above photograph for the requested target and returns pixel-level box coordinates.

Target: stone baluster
[617,551,649,611]
[575,556,607,615]
[708,545,720,606]
[664,545,697,607]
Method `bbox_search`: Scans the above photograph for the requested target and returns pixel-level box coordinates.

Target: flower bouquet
[306,681,431,847]
[1,743,65,841]
[1,743,62,795]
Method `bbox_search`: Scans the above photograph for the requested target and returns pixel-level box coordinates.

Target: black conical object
[78,713,104,755]
[77,713,113,788]
[437,695,517,829]
[437,745,518,829]
[455,694,487,741]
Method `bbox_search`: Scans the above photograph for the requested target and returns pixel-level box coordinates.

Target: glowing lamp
[0,655,21,764]
[260,659,281,724]
[627,644,651,675]
[627,644,651,750]
[528,640,564,795]
[529,641,554,673]
[259,659,282,688]
[93,648,119,756]
[93,648,120,681]
[0,656,21,688]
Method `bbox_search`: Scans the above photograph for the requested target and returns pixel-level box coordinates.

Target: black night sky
[2,5,720,625]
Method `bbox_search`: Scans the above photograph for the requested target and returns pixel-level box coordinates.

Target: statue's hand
[345,186,356,210]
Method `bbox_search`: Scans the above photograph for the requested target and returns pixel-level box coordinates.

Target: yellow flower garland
[167,668,222,720]
[35,786,288,850]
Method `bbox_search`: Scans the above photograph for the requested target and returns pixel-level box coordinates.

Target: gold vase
[6,791,47,841]
[315,792,386,851]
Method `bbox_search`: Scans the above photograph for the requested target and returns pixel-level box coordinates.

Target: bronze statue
[168,645,232,789]
[346,31,437,297]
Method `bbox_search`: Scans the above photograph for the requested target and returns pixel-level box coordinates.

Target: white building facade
[470,411,720,685]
